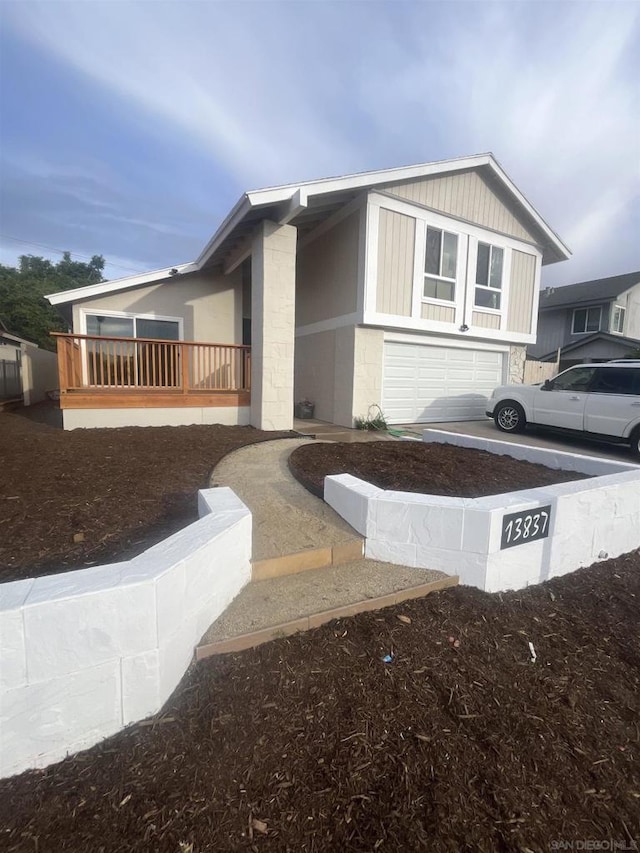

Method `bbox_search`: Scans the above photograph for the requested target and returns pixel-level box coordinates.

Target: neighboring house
[529,271,640,370]
[0,325,59,406]
[46,153,570,431]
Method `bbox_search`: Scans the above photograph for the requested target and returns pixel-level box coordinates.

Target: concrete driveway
[398,417,636,463]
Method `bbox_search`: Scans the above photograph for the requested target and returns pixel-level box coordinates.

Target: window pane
[585,307,601,332]
[552,367,595,392]
[425,228,442,276]
[591,368,636,395]
[476,243,490,286]
[442,232,458,279]
[573,309,586,333]
[86,315,134,338]
[474,287,501,310]
[489,246,503,289]
[424,277,454,302]
[136,318,180,340]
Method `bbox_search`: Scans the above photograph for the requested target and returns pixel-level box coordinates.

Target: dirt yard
[1,552,638,852]
[0,412,292,583]
[289,439,590,498]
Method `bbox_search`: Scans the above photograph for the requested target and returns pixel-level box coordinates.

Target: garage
[382,341,505,423]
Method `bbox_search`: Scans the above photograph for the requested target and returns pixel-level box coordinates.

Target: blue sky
[0,0,638,286]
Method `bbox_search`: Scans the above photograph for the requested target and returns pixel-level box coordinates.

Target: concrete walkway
[211,438,368,561]
[198,434,455,656]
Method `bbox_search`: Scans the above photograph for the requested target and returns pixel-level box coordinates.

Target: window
[85,313,181,388]
[572,306,601,334]
[550,366,596,392]
[590,367,640,396]
[611,305,626,334]
[474,243,503,310]
[424,227,458,302]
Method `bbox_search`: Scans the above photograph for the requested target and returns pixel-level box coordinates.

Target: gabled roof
[538,331,640,361]
[539,271,640,311]
[47,153,571,307]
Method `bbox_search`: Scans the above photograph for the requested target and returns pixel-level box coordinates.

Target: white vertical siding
[421,303,455,323]
[472,311,500,329]
[382,170,535,242]
[376,208,416,316]
[507,251,537,333]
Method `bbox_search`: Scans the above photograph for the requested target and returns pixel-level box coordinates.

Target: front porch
[53,332,251,427]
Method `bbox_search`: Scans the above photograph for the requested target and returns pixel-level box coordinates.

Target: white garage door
[382,342,505,423]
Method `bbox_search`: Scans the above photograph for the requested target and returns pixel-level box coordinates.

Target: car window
[590,367,640,396]
[550,367,596,392]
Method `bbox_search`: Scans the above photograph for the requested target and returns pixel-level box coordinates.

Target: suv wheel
[494,402,526,433]
[631,426,640,460]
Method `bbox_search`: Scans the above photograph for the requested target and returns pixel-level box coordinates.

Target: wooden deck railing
[52,333,251,394]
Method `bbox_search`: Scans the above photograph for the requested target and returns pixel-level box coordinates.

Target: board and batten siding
[422,303,455,323]
[472,311,500,329]
[295,210,360,327]
[507,250,537,334]
[382,170,536,243]
[376,208,415,317]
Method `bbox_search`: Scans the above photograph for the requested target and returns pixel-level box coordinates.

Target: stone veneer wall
[0,488,251,779]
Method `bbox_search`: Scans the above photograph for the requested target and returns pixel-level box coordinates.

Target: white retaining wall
[325,431,640,594]
[0,488,251,779]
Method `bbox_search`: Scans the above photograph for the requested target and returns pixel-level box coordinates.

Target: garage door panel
[382,342,504,423]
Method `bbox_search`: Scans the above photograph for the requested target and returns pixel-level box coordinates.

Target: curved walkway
[210,438,359,561]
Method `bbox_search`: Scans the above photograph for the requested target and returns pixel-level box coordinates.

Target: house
[46,153,570,431]
[0,324,59,407]
[528,271,640,370]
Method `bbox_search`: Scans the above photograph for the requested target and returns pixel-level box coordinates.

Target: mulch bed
[289,440,590,498]
[0,413,292,584]
[1,552,639,852]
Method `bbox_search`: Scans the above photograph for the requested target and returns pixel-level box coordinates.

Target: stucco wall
[62,406,250,430]
[71,269,243,344]
[294,330,337,422]
[0,488,251,779]
[295,210,360,328]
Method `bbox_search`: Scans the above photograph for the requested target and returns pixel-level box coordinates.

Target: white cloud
[2,1,639,284]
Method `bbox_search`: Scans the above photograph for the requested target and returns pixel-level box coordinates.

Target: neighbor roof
[538,330,640,361]
[539,271,640,310]
[47,153,571,307]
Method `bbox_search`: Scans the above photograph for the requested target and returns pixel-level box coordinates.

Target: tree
[0,252,105,350]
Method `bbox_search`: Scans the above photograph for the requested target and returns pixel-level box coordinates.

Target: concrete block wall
[0,488,251,779]
[324,435,640,594]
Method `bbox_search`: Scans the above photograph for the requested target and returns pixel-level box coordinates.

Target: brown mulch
[0,413,292,584]
[1,552,639,852]
[289,440,590,498]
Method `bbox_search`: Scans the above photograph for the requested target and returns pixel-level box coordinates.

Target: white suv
[486,362,640,458]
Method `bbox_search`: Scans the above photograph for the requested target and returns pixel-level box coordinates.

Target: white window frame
[78,309,184,387]
[610,304,626,335]
[571,306,602,335]
[473,242,504,314]
[422,226,459,305]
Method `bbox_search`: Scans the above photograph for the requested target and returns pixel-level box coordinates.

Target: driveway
[398,418,636,463]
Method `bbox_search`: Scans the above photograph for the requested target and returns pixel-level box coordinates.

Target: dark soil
[289,440,590,498]
[0,413,292,583]
[1,553,639,852]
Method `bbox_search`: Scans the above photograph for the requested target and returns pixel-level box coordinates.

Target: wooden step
[251,539,364,581]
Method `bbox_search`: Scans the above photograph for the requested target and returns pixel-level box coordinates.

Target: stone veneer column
[351,327,385,424]
[250,220,297,430]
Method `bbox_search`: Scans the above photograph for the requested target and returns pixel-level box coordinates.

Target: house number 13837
[500,505,552,550]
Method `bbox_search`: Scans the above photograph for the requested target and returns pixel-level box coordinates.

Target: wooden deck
[53,333,251,409]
